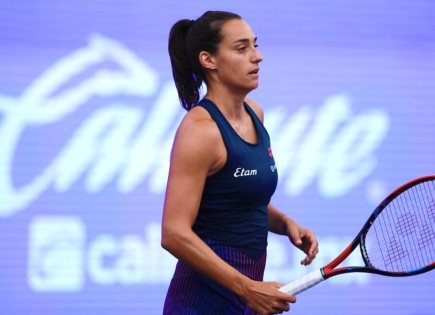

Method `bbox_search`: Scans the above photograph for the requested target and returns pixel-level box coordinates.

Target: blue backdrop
[0,1,434,314]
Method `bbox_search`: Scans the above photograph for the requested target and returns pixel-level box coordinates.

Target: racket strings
[417,181,435,256]
[365,179,435,273]
[419,224,435,250]
[396,212,418,236]
[384,237,408,265]
[428,200,435,222]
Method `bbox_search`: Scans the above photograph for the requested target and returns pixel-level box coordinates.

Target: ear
[199,51,216,70]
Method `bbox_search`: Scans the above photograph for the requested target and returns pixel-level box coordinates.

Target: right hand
[240,279,296,315]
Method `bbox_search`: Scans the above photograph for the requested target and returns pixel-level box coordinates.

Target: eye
[237,46,247,52]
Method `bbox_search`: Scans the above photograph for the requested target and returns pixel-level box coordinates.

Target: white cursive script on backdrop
[0,35,390,217]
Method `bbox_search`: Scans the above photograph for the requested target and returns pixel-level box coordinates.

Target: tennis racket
[280,175,435,295]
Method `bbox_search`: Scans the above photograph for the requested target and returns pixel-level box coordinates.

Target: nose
[252,47,263,63]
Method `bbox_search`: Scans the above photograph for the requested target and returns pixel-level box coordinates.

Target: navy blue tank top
[193,99,278,259]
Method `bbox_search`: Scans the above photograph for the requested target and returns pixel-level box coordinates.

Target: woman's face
[210,19,263,93]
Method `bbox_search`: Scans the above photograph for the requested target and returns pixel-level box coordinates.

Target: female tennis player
[161,10,319,315]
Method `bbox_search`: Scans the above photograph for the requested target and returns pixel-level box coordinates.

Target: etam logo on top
[234,167,258,177]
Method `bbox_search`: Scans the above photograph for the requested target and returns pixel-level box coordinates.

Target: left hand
[285,219,319,266]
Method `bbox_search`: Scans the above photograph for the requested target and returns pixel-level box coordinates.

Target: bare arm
[161,113,244,290]
[161,109,295,314]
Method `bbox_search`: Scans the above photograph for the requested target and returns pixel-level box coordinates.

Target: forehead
[219,19,256,44]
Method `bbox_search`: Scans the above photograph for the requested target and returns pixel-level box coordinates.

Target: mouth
[248,68,259,76]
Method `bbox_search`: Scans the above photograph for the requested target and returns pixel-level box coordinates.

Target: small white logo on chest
[234,167,258,177]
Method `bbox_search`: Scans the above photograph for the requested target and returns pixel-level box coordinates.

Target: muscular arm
[161,108,295,314]
[161,111,248,293]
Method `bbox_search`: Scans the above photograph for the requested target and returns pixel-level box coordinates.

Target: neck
[205,85,249,120]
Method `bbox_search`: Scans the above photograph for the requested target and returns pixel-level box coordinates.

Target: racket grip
[279,269,325,295]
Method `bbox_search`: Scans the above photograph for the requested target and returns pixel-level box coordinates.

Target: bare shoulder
[176,106,221,147]
[245,98,264,122]
[171,106,224,173]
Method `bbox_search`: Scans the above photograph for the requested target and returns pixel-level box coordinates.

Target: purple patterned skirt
[163,238,267,315]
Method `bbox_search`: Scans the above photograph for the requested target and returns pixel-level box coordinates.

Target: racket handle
[279,269,325,295]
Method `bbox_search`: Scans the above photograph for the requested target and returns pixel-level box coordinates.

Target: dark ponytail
[168,11,241,111]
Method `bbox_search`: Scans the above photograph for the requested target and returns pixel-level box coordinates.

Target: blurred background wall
[0,1,434,314]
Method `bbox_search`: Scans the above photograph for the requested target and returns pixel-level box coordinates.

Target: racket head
[360,175,435,276]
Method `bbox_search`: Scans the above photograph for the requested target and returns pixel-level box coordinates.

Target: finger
[283,302,291,311]
[300,252,317,265]
[271,301,291,314]
[290,232,302,246]
[301,232,317,250]
[308,243,318,257]
[301,258,310,265]
[305,235,318,255]
[272,281,283,289]
[278,291,297,303]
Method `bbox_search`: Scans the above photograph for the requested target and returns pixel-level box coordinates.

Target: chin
[240,86,257,94]
[235,81,259,94]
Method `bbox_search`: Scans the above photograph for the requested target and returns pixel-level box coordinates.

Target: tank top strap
[197,99,244,155]
[197,98,267,148]
[242,102,269,146]
[196,98,231,139]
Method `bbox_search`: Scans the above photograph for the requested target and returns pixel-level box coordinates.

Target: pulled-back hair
[168,11,241,111]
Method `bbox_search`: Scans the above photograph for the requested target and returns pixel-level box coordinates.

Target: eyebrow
[232,37,257,45]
